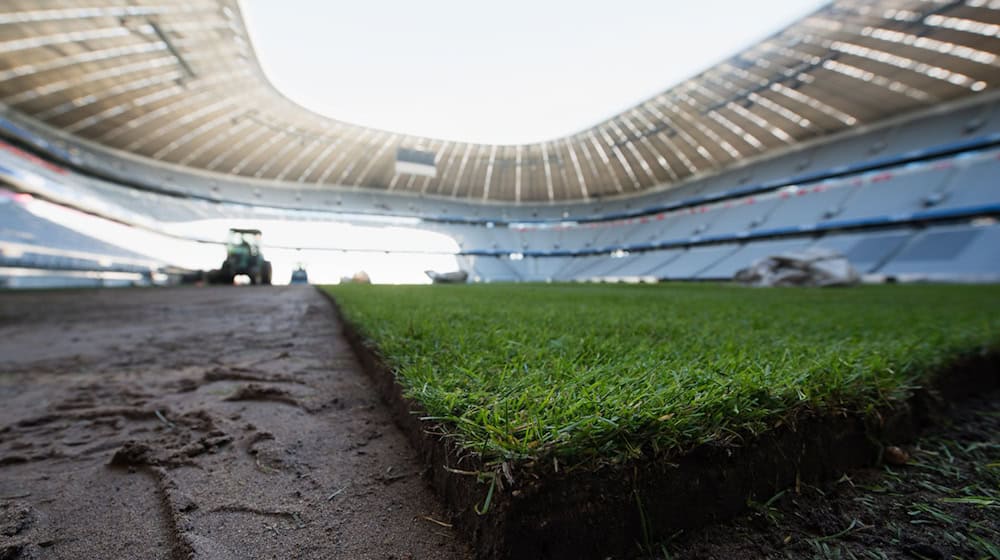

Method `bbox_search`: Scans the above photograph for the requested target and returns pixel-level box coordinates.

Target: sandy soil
[0,286,471,559]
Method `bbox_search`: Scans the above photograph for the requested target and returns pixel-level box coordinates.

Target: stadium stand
[697,238,815,280]
[0,1,999,284]
[809,229,915,275]
[659,245,743,280]
[878,222,1000,281]
[3,93,1000,284]
[0,189,158,287]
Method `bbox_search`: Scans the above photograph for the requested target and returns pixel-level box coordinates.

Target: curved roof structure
[1,0,999,203]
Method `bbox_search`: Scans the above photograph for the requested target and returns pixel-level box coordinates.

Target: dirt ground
[0,286,471,560]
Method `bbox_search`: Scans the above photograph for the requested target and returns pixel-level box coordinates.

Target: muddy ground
[0,286,471,559]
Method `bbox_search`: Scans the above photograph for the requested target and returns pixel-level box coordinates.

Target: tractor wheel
[262,262,272,285]
[210,263,234,285]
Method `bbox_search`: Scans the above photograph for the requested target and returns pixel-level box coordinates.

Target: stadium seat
[760,179,860,231]
[832,164,957,223]
[877,223,1000,280]
[654,244,741,279]
[696,238,814,279]
[809,229,915,274]
[934,153,1000,212]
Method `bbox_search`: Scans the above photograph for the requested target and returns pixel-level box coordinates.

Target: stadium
[1,1,999,558]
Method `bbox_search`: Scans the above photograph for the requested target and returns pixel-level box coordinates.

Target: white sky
[240,0,828,145]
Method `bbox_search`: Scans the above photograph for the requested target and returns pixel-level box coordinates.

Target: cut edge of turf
[317,288,1000,560]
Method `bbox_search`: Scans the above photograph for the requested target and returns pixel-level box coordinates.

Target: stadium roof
[1,0,999,203]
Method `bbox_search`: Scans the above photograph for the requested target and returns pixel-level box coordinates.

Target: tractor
[213,228,272,285]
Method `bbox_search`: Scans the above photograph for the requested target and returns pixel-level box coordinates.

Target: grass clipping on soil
[324,283,1000,465]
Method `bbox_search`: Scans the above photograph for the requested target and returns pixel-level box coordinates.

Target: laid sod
[324,283,1000,466]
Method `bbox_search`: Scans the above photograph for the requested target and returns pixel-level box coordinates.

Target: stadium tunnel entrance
[166,218,463,285]
[10,194,463,286]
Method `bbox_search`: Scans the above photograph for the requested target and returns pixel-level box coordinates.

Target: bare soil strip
[0,286,471,560]
[325,291,1000,560]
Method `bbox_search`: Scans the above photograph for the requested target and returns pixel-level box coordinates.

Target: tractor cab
[216,228,272,285]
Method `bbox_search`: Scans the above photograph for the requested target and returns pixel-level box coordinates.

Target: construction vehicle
[211,228,272,285]
[289,264,309,285]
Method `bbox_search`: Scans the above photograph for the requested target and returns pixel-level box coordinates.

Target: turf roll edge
[318,283,1000,559]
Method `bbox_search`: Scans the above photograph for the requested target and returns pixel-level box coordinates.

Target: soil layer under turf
[653,388,1000,559]
[323,283,1000,559]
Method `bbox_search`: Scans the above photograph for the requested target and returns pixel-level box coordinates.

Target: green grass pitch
[324,283,1000,464]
